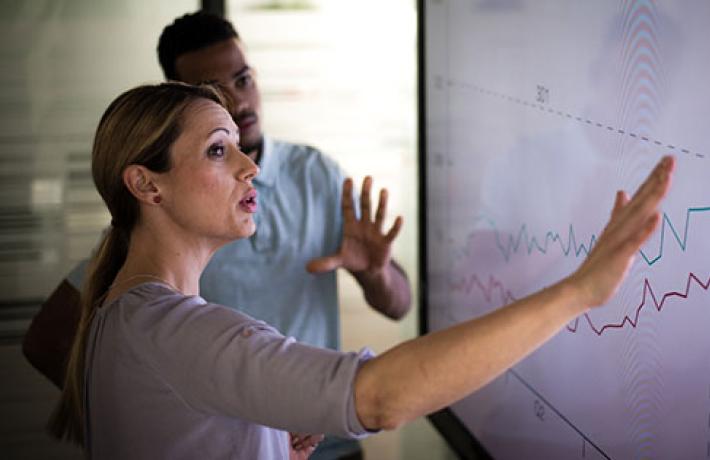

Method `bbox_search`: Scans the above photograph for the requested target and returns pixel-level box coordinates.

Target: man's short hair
[157,12,240,81]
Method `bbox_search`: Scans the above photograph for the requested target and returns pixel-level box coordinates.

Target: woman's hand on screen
[567,156,674,309]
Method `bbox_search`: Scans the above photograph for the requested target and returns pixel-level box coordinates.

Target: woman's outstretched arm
[354,156,674,431]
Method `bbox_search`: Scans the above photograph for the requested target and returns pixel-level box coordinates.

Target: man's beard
[239,135,264,163]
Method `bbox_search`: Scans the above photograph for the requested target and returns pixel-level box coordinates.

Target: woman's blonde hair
[49,82,225,444]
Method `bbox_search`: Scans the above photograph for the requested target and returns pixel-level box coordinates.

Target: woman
[51,82,674,459]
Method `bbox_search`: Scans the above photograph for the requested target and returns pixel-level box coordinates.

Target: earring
[153,196,162,204]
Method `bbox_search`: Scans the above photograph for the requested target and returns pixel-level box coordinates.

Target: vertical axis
[444,0,452,310]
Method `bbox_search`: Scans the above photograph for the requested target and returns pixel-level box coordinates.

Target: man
[23,11,411,460]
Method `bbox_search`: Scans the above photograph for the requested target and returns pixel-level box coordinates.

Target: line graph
[567,272,710,335]
[449,273,516,305]
[448,271,709,336]
[477,206,710,265]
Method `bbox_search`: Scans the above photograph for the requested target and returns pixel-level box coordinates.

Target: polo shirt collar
[254,136,277,188]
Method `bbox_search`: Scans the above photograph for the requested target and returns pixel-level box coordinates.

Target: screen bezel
[417,1,492,458]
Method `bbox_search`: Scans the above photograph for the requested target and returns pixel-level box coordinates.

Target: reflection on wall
[0,0,197,337]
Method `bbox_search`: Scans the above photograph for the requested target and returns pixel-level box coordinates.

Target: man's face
[175,38,263,157]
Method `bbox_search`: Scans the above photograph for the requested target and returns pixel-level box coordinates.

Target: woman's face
[155,99,259,244]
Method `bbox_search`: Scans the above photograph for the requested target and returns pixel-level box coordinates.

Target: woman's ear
[123,165,161,205]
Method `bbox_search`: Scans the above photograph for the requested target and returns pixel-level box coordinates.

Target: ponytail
[48,226,129,444]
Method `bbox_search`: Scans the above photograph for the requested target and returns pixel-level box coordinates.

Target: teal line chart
[448,80,707,160]
[475,206,710,266]
[448,272,710,336]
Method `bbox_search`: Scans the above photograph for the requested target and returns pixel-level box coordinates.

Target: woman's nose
[236,151,259,182]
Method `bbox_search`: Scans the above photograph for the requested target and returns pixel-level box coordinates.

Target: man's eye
[208,144,226,158]
[236,74,253,88]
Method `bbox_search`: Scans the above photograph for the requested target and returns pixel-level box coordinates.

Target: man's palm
[307,176,402,274]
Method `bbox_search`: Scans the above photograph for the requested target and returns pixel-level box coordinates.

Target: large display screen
[421,1,710,458]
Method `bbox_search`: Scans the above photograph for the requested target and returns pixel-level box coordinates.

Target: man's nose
[221,85,249,115]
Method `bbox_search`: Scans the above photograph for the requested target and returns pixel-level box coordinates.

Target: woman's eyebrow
[208,127,231,137]
[208,127,240,143]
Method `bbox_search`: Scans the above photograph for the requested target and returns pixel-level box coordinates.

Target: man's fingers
[361,176,373,222]
[384,216,404,243]
[291,433,323,451]
[300,434,324,449]
[306,255,343,274]
[375,188,388,231]
[341,178,356,224]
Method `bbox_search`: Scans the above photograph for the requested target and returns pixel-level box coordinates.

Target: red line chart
[449,272,710,336]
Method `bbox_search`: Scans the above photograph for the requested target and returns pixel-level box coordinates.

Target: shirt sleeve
[124,292,375,438]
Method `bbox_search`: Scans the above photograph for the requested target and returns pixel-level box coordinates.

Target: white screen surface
[423,1,710,458]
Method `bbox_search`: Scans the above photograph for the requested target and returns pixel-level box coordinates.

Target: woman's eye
[208,144,226,158]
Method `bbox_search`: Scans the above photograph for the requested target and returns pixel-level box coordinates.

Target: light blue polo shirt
[68,137,345,351]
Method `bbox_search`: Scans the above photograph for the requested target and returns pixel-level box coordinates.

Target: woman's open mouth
[238,189,258,213]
